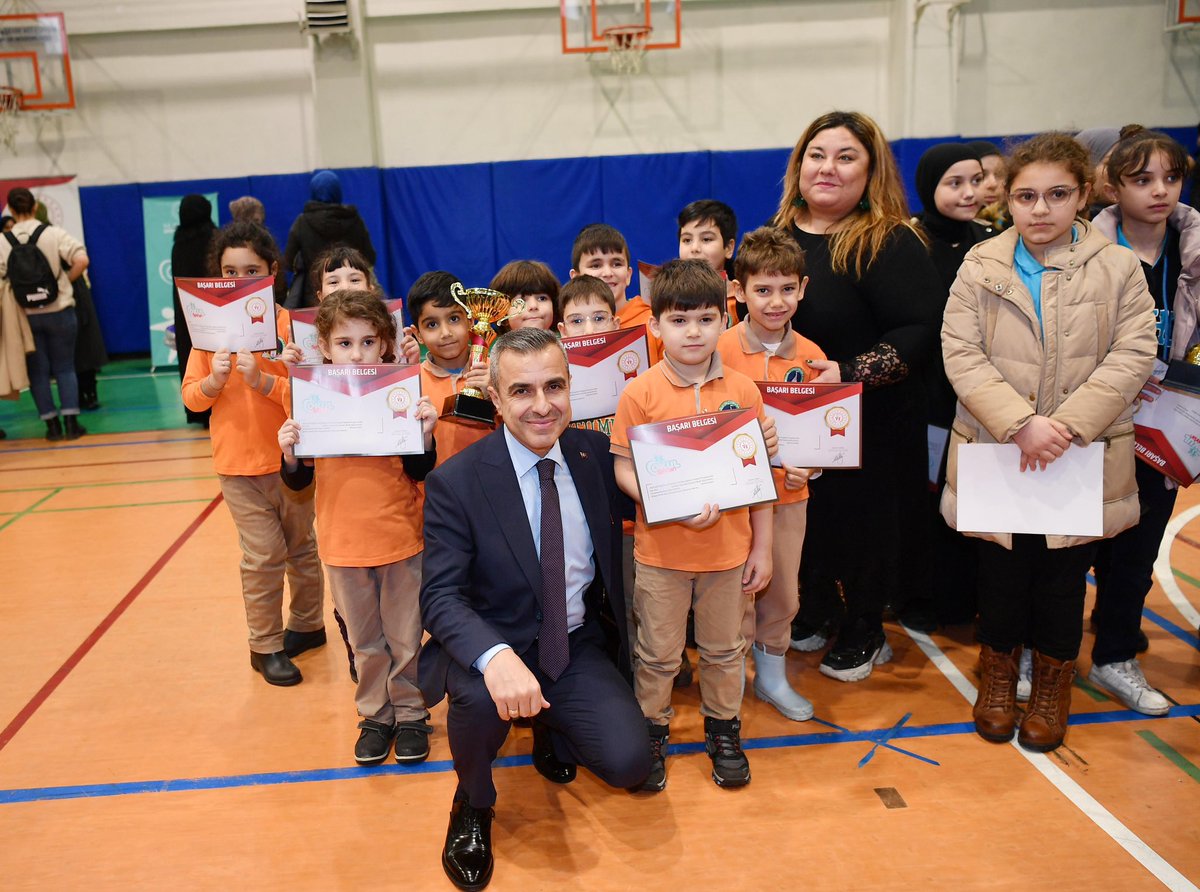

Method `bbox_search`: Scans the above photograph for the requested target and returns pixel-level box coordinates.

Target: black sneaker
[819,622,892,683]
[394,719,433,763]
[354,719,394,765]
[638,723,669,793]
[789,617,833,652]
[704,716,750,788]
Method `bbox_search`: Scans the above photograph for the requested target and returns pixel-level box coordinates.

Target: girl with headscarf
[913,143,998,625]
[171,194,217,426]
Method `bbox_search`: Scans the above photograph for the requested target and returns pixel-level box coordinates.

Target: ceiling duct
[302,0,352,36]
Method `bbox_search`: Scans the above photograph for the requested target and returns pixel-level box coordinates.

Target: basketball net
[0,87,23,151]
[600,25,652,75]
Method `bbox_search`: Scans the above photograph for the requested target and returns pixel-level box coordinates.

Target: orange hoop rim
[0,86,24,112]
[600,24,653,49]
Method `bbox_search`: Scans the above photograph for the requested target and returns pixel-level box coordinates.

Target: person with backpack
[0,187,90,440]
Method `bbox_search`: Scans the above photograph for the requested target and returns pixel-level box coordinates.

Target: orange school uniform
[616,294,663,365]
[181,310,292,476]
[311,457,424,567]
[717,321,827,506]
[419,359,494,469]
[610,355,766,573]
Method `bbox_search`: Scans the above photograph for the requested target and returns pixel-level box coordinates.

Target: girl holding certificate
[181,221,325,688]
[279,290,440,765]
[941,133,1156,753]
[1088,127,1200,716]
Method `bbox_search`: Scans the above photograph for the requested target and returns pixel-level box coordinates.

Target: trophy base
[443,392,497,427]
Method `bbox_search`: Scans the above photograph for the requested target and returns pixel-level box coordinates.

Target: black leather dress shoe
[531,721,576,784]
[442,797,494,891]
[249,650,302,686]
[283,627,327,658]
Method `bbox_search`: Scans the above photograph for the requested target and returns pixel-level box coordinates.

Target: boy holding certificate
[409,271,493,466]
[718,226,826,722]
[610,259,774,792]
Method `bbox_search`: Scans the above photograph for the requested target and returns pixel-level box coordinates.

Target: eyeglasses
[1007,186,1081,209]
[564,312,614,327]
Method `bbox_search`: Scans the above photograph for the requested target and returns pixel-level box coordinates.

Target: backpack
[5,224,59,309]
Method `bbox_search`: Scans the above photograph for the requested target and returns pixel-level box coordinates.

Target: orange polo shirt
[717,321,827,506]
[420,359,493,469]
[610,354,766,573]
[616,294,663,365]
[181,310,292,477]
[311,456,424,567]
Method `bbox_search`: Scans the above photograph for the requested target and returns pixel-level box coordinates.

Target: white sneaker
[1088,659,1171,716]
[1016,648,1032,703]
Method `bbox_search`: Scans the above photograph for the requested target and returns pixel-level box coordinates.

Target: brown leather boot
[1018,650,1075,752]
[973,645,1019,742]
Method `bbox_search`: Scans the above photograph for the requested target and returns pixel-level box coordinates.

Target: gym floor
[0,363,1197,890]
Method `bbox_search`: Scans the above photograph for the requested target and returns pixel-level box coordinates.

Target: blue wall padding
[79,128,1198,355]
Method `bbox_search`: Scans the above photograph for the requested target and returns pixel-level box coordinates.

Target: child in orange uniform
[181,221,324,687]
[279,290,439,764]
[408,271,493,468]
[491,259,560,332]
[570,223,662,364]
[718,226,825,721]
[611,258,774,792]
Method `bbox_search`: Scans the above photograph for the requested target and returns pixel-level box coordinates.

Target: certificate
[955,442,1103,537]
[1133,359,1200,486]
[757,382,863,469]
[627,408,778,525]
[562,327,649,420]
[290,363,423,458]
[174,277,279,353]
[291,299,405,366]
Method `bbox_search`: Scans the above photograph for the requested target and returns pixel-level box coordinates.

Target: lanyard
[1117,225,1171,351]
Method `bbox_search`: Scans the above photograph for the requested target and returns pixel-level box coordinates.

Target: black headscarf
[916,143,982,245]
[172,194,217,278]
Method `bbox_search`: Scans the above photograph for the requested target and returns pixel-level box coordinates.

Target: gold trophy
[444,282,526,426]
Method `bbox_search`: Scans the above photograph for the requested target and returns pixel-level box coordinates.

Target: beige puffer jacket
[940,220,1157,549]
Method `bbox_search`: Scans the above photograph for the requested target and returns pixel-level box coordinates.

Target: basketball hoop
[0,87,23,151]
[599,24,652,74]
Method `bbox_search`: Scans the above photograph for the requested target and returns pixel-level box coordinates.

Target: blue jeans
[26,307,79,418]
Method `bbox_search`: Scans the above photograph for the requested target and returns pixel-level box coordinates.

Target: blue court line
[1143,607,1200,651]
[7,706,1196,807]
[858,713,913,769]
[809,715,939,767]
[0,436,208,455]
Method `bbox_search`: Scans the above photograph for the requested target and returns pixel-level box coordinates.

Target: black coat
[282,202,377,307]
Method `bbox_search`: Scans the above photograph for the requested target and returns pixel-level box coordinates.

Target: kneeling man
[420,327,651,891]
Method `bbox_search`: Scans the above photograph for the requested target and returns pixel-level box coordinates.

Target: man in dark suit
[420,327,651,891]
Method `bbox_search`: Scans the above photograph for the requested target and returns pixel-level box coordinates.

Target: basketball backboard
[560,0,681,55]
[0,13,75,111]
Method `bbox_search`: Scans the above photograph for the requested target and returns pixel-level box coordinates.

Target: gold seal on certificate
[824,405,850,437]
[732,432,758,467]
[618,350,641,380]
[387,386,412,418]
[445,283,525,426]
[246,296,267,325]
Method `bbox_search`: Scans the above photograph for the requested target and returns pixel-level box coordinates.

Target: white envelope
[955,442,1103,537]
[175,277,278,353]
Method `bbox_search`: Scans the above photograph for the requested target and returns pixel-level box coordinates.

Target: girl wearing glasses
[1087,126,1199,716]
[940,132,1156,753]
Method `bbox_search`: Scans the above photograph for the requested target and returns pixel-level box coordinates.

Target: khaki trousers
[218,473,324,654]
[633,562,746,723]
[742,499,809,655]
[326,558,427,725]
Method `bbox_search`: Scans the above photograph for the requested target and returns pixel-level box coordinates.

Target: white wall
[1,0,1196,185]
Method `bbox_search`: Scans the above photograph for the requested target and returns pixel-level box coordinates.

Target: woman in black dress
[774,111,943,681]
